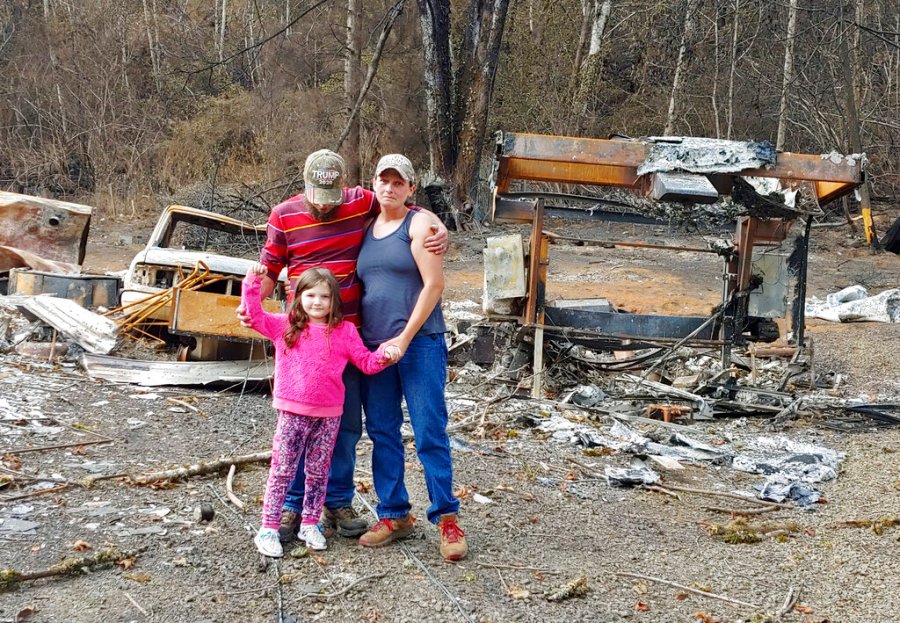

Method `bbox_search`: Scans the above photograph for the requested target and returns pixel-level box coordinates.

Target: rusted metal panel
[500,132,648,167]
[169,289,282,342]
[9,269,120,307]
[493,132,864,204]
[0,191,93,265]
[505,159,641,189]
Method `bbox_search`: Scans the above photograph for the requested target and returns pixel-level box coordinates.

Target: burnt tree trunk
[417,0,455,179]
[453,0,511,222]
[417,0,510,227]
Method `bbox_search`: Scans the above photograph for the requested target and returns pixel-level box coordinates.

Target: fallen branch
[615,572,761,610]
[123,591,151,617]
[701,504,781,515]
[772,586,800,621]
[661,483,789,508]
[642,484,681,499]
[166,397,200,413]
[225,464,245,509]
[475,561,561,574]
[566,457,603,478]
[2,438,113,455]
[131,450,271,485]
[1,484,69,503]
[546,575,589,602]
[297,572,386,601]
[0,548,141,590]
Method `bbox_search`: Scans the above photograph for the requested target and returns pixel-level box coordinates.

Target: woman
[355,154,467,561]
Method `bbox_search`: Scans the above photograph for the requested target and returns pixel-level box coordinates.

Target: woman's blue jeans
[362,333,459,524]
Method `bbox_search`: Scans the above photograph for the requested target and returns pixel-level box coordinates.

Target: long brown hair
[284,268,344,347]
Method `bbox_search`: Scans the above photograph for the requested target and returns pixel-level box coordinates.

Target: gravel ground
[1,213,898,623]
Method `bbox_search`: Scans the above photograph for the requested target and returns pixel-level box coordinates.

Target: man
[238,149,448,541]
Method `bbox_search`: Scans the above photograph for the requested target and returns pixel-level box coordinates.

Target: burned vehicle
[120,205,283,360]
[0,191,93,293]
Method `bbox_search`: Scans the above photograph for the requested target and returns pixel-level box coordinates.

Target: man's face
[307,201,341,221]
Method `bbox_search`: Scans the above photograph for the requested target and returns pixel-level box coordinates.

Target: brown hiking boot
[278,510,300,542]
[321,505,369,538]
[438,514,467,561]
[358,515,415,548]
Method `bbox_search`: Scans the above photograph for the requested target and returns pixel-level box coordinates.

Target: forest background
[0,0,897,227]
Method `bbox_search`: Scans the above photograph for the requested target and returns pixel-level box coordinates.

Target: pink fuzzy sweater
[242,274,388,417]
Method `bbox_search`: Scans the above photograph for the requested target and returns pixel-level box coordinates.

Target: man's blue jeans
[361,333,459,524]
[283,366,361,513]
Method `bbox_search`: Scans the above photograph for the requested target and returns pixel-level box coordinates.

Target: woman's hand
[377,343,402,364]
[382,336,410,362]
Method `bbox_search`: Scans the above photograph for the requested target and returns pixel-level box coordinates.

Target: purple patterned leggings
[261,411,341,530]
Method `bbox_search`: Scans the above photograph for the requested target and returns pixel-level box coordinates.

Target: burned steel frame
[489,131,865,363]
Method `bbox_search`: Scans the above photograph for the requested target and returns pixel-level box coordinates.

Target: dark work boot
[321,506,369,538]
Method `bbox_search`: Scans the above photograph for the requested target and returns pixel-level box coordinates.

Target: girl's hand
[247,262,267,277]
[377,343,402,364]
[382,337,410,362]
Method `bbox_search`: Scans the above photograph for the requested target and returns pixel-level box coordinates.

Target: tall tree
[343,0,363,184]
[839,12,879,248]
[416,0,511,227]
[664,0,700,136]
[775,0,798,150]
[571,0,613,132]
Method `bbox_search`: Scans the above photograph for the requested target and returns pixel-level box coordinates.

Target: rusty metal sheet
[9,269,120,307]
[170,289,282,342]
[0,191,93,265]
[493,132,864,205]
[0,246,80,274]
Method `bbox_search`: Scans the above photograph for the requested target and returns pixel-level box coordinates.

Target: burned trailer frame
[487,132,864,392]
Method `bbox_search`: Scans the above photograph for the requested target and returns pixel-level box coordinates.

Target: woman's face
[373,169,414,210]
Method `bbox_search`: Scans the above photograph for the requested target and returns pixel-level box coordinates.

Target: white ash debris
[806,285,900,323]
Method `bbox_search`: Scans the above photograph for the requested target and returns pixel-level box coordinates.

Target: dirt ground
[1,208,899,623]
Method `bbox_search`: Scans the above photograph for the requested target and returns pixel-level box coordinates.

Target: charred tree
[417,0,511,228]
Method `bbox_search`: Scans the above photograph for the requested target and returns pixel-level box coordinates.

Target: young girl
[242,264,396,557]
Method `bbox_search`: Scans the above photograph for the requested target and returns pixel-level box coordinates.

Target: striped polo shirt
[259,186,379,326]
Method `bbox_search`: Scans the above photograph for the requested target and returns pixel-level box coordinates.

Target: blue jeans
[362,333,459,524]
[283,366,361,512]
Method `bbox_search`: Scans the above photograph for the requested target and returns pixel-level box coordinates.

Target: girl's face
[373,170,414,210]
[300,281,333,323]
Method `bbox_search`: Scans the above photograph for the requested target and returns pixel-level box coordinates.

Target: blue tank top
[357,209,446,344]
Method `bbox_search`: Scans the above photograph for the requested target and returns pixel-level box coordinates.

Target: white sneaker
[254,528,284,558]
[300,524,327,550]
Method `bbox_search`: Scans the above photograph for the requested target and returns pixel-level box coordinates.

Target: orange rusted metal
[493,133,864,204]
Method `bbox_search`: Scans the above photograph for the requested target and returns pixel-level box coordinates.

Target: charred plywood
[0,192,93,265]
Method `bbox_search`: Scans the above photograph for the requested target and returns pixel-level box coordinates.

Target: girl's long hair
[284,268,344,347]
